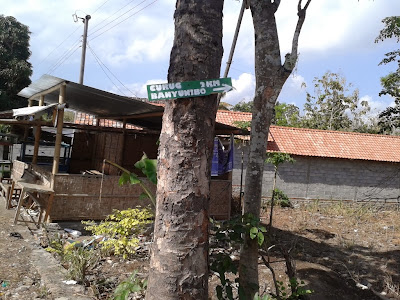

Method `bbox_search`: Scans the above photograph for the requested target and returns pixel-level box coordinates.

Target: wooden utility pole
[217,0,248,104]
[79,15,91,84]
[52,85,66,184]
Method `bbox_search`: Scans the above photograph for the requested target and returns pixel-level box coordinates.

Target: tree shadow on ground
[266,226,399,299]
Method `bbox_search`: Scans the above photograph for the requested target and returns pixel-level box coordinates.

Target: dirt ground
[257,202,400,300]
[0,196,399,299]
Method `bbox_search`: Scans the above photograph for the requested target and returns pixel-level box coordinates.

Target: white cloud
[223,73,255,105]
[3,0,400,110]
[109,78,166,98]
[278,74,307,106]
[361,94,394,117]
[103,28,174,65]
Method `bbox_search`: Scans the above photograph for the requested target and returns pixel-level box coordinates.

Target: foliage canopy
[0,15,32,110]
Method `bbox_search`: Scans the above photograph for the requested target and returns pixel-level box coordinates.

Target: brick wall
[233,144,400,204]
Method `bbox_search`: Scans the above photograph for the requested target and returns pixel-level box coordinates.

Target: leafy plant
[45,234,65,258]
[83,207,153,259]
[274,188,292,208]
[233,120,251,130]
[46,238,99,283]
[272,278,312,300]
[0,124,10,134]
[265,153,295,233]
[63,243,100,283]
[210,213,267,300]
[113,271,147,300]
[105,153,157,207]
[254,293,272,300]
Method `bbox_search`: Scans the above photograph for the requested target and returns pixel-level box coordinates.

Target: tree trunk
[145,1,223,299]
[239,1,311,298]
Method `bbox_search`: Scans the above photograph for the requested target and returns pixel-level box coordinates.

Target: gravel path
[0,197,92,300]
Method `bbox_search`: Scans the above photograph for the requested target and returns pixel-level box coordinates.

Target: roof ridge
[217,110,252,116]
[270,125,400,139]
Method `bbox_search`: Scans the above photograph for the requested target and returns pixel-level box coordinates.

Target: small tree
[265,152,294,234]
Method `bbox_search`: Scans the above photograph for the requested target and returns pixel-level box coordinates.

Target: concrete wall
[233,144,400,204]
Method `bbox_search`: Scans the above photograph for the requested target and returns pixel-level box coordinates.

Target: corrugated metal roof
[18,74,164,119]
[17,75,246,134]
[12,103,58,118]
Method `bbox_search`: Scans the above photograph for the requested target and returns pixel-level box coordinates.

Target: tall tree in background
[145,1,223,299]
[273,101,301,127]
[376,17,400,134]
[233,99,254,112]
[239,1,311,298]
[0,15,32,110]
[302,71,370,131]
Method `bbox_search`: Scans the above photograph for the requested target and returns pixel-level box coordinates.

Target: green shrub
[113,270,147,300]
[274,188,292,208]
[46,238,99,283]
[83,207,153,259]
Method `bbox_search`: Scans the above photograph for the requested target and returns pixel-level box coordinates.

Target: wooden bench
[13,181,55,227]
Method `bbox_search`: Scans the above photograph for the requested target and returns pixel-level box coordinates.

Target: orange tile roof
[216,110,252,126]
[74,112,142,130]
[268,126,400,162]
[215,110,400,163]
[75,109,400,163]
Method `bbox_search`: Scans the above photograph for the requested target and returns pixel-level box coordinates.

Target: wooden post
[39,95,45,106]
[32,127,41,164]
[32,96,44,165]
[51,85,65,184]
[119,118,127,167]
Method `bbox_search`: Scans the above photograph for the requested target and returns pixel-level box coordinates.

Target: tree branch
[283,0,312,72]
[273,0,281,12]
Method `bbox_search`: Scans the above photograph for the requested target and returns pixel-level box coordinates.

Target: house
[216,110,400,204]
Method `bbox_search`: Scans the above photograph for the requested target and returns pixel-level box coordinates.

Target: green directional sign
[147,78,233,101]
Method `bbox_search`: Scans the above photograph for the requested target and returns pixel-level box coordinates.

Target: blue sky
[2,0,399,115]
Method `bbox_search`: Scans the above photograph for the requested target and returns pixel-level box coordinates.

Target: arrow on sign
[147,77,233,101]
[212,84,232,93]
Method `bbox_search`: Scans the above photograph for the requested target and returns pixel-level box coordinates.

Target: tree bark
[239,1,311,299]
[145,1,223,299]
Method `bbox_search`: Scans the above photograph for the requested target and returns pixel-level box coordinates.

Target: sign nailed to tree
[147,78,233,101]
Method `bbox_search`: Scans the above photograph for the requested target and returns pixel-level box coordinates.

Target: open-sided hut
[1,75,244,221]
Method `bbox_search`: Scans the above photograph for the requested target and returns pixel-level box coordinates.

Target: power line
[88,43,137,96]
[89,0,159,41]
[89,0,148,37]
[47,39,81,74]
[90,0,140,32]
[47,38,81,73]
[91,0,113,15]
[35,0,111,75]
[87,43,133,96]
[90,46,137,96]
[36,25,82,70]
